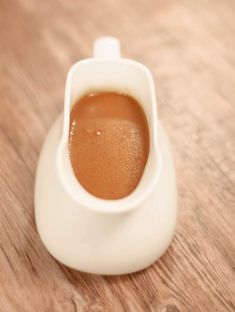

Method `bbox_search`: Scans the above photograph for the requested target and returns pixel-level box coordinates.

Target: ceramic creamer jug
[35,37,177,275]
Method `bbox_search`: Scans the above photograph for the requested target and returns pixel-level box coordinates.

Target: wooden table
[0,0,234,311]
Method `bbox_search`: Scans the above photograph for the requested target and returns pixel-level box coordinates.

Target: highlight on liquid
[68,92,149,200]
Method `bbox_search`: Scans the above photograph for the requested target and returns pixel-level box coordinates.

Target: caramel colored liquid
[69,92,149,200]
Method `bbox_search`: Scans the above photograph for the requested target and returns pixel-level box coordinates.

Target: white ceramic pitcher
[35,37,177,275]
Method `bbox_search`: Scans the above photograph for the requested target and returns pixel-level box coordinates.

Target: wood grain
[0,0,235,311]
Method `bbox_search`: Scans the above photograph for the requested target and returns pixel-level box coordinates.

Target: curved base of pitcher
[35,116,177,275]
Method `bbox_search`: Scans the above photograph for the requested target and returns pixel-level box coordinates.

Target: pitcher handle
[93,37,120,59]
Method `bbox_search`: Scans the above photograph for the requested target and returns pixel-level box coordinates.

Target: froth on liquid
[69,92,149,200]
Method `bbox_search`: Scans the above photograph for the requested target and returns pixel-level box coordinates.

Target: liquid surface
[69,92,149,199]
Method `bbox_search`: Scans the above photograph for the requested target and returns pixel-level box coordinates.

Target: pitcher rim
[56,58,162,214]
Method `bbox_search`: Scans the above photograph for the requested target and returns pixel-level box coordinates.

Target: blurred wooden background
[0,0,235,311]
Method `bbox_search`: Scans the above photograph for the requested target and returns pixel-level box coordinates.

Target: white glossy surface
[34,37,177,275]
[94,36,120,59]
[35,118,177,275]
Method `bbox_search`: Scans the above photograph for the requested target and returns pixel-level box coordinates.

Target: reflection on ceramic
[35,37,177,275]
